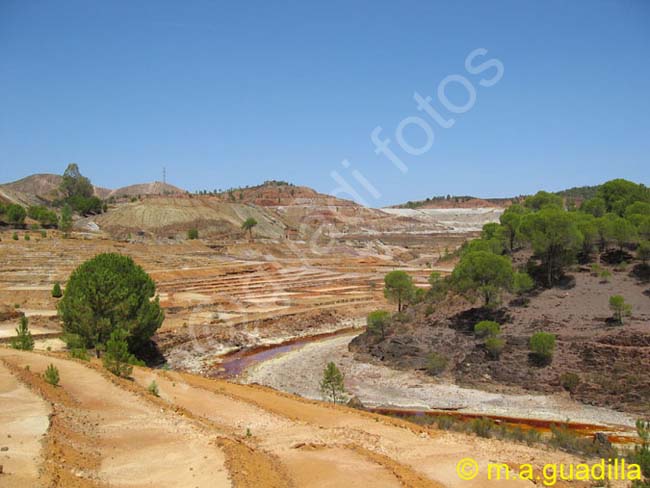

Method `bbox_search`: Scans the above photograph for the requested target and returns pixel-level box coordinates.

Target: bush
[426,352,448,376]
[560,372,580,393]
[485,337,505,359]
[530,332,556,365]
[24,234,30,241]
[469,417,495,438]
[58,253,164,353]
[630,420,650,487]
[187,228,199,240]
[69,348,90,361]
[44,364,60,386]
[11,316,34,351]
[12,232,18,240]
[599,269,612,282]
[51,282,63,298]
[40,230,47,238]
[512,272,534,295]
[6,204,26,225]
[147,380,160,397]
[474,320,500,338]
[609,295,632,325]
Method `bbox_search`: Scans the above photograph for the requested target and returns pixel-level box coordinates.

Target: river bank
[242,333,638,432]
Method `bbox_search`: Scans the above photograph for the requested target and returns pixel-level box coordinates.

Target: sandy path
[0,362,50,488]
[0,350,231,488]
[244,334,637,429]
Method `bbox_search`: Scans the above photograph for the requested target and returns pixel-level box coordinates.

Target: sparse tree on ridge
[519,208,583,286]
[451,251,514,307]
[383,270,415,312]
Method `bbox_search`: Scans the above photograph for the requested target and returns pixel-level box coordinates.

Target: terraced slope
[0,348,596,488]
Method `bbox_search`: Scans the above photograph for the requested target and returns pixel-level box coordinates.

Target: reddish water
[368,407,638,443]
[210,327,359,378]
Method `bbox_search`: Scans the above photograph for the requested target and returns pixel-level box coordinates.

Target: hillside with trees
[351,178,650,414]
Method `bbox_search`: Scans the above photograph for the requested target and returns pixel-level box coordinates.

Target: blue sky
[1,0,649,206]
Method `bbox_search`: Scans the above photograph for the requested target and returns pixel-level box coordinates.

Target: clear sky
[1,0,649,206]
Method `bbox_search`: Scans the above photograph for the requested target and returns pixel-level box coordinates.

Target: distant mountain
[0,174,184,206]
[389,195,516,210]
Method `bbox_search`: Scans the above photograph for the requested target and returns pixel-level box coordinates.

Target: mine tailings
[368,407,639,445]
[210,327,361,378]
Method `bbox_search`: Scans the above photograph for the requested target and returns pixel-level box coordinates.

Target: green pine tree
[103,328,136,378]
[11,316,34,351]
[320,362,346,403]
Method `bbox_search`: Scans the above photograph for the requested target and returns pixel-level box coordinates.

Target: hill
[0,174,185,207]
[0,173,110,207]
[108,181,185,199]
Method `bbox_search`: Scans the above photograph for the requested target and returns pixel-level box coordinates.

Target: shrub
[599,269,612,282]
[560,372,580,393]
[69,348,90,361]
[485,337,505,359]
[469,417,495,438]
[615,261,629,272]
[24,234,30,241]
[147,380,160,397]
[630,420,650,487]
[474,320,500,338]
[426,352,448,376]
[44,364,60,386]
[51,282,63,298]
[434,415,458,430]
[187,228,199,240]
[590,263,603,276]
[530,332,556,365]
[11,316,34,351]
[58,253,164,353]
[12,232,18,240]
[638,241,650,264]
[609,295,632,325]
[103,327,136,378]
[6,204,26,225]
[512,272,534,295]
[41,230,47,238]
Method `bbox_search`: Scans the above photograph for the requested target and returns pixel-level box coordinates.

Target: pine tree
[44,364,60,386]
[11,316,34,351]
[320,362,346,403]
[103,328,136,378]
[52,282,63,298]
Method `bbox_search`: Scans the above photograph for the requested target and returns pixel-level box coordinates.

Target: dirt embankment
[0,348,612,488]
[351,264,650,415]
